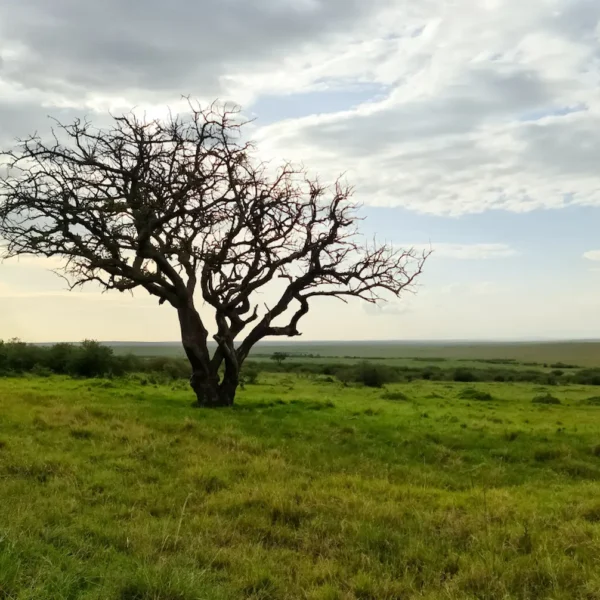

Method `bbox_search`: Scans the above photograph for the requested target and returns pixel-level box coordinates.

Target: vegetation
[270,352,289,366]
[532,393,562,405]
[5,340,600,391]
[107,340,600,368]
[1,374,600,599]
[458,387,494,401]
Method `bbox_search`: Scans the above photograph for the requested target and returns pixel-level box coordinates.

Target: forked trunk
[189,372,231,407]
[218,366,239,406]
[178,304,239,407]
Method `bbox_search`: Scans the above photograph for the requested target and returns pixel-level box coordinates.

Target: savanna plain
[1,343,600,599]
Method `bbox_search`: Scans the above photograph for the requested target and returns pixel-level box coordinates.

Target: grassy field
[108,340,600,367]
[1,374,600,598]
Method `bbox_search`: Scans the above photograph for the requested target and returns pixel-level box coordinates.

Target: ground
[1,374,600,599]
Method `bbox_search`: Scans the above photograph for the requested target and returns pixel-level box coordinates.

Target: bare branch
[0,101,428,406]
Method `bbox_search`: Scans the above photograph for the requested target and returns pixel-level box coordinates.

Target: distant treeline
[0,339,188,379]
[1,339,599,387]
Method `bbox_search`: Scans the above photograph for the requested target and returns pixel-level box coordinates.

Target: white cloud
[583,250,600,261]
[362,301,413,317]
[0,1,598,215]
[412,243,518,260]
[253,0,600,215]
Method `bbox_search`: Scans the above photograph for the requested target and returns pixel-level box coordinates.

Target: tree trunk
[178,303,239,407]
[189,371,225,407]
[218,365,239,407]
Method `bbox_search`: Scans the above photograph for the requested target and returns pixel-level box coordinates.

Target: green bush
[118,353,144,374]
[0,339,44,373]
[532,394,561,405]
[421,366,442,381]
[68,340,115,377]
[453,368,476,383]
[356,363,388,388]
[241,363,261,386]
[574,370,600,386]
[333,362,395,388]
[458,388,493,401]
[31,363,52,377]
[144,356,190,380]
[46,342,76,374]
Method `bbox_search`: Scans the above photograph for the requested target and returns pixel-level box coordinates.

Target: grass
[1,374,600,598]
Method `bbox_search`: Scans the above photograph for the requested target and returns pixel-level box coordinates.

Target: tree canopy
[0,102,428,406]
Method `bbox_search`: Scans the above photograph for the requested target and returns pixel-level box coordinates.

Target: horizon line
[30,338,600,345]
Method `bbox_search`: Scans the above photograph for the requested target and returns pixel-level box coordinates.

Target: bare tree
[0,102,428,407]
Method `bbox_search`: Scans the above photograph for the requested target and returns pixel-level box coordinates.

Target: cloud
[253,0,600,215]
[362,301,412,317]
[583,250,600,261]
[411,243,518,260]
[0,0,390,103]
[0,0,598,217]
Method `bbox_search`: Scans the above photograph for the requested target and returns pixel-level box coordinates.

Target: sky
[0,0,599,342]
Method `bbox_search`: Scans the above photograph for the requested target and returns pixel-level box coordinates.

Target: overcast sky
[0,0,599,342]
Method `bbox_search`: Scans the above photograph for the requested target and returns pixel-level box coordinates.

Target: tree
[271,352,289,366]
[0,102,428,407]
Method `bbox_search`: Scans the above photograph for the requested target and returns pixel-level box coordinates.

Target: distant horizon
[31,338,600,346]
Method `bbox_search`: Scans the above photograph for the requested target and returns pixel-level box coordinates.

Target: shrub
[332,362,395,388]
[271,352,288,366]
[241,363,260,386]
[46,342,76,374]
[31,363,52,377]
[421,366,442,381]
[453,368,476,383]
[69,340,115,377]
[532,394,561,405]
[458,388,493,401]
[145,356,190,380]
[574,369,600,386]
[0,338,44,372]
[356,363,389,388]
[118,353,144,374]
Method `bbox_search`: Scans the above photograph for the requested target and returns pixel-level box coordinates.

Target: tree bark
[189,371,225,407]
[218,364,239,407]
[178,303,235,407]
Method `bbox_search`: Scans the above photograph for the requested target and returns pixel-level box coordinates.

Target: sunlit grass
[1,374,600,598]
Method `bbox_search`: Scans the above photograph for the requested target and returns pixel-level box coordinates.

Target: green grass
[1,374,600,598]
